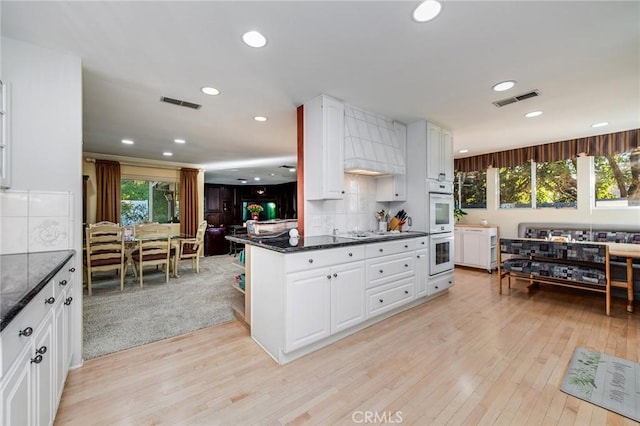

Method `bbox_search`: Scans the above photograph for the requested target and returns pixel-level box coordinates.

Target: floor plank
[55,267,640,425]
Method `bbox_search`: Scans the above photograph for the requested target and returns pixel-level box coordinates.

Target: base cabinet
[454,226,498,272]
[330,262,366,334]
[0,256,75,426]
[415,249,428,297]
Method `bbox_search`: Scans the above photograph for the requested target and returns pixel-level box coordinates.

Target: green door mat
[561,346,640,422]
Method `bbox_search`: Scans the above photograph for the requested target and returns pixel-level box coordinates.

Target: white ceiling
[2,1,639,185]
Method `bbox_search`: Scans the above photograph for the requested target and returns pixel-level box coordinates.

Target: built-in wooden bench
[498,238,625,315]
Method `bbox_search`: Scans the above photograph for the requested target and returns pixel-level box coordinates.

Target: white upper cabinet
[304,94,345,200]
[0,79,10,189]
[426,122,453,182]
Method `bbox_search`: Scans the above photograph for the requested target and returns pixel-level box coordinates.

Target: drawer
[365,239,416,258]
[366,277,415,318]
[366,253,414,289]
[427,274,454,296]
[285,245,365,273]
[1,280,54,376]
[414,237,428,249]
[53,258,74,299]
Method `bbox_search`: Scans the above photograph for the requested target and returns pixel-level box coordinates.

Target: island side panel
[250,246,286,362]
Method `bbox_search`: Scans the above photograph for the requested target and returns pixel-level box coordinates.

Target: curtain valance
[454,129,639,172]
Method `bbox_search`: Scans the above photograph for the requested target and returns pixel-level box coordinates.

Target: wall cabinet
[376,174,406,202]
[0,256,75,426]
[426,122,453,182]
[304,94,345,200]
[454,226,498,272]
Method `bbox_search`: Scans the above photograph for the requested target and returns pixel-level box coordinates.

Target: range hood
[343,105,406,176]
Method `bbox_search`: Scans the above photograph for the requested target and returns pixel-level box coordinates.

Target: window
[499,163,532,208]
[499,160,578,209]
[536,159,577,208]
[121,179,179,225]
[594,149,640,207]
[454,170,487,209]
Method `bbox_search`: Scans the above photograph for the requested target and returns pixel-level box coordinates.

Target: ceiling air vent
[160,96,202,110]
[492,90,540,108]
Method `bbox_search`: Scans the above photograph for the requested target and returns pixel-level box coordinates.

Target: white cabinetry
[415,248,428,297]
[454,226,498,272]
[304,94,345,200]
[0,79,10,189]
[1,256,75,426]
[426,122,453,182]
[284,246,365,353]
[376,174,406,202]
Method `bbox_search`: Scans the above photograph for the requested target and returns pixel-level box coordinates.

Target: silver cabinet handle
[59,279,68,286]
[45,297,55,305]
[308,259,314,264]
[36,346,47,355]
[69,267,76,272]
[31,355,43,364]
[326,275,331,279]
[19,327,33,337]
[64,297,73,306]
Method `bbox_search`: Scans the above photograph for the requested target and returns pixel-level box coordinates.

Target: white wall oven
[430,232,454,276]
[427,180,454,234]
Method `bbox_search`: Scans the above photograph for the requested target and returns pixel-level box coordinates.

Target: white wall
[0,37,83,367]
[458,156,640,237]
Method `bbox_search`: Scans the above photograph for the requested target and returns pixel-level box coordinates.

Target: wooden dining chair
[84,223,126,295]
[130,223,173,287]
[176,220,207,276]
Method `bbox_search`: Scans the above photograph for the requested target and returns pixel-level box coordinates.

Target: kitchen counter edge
[0,250,75,332]
[226,231,429,253]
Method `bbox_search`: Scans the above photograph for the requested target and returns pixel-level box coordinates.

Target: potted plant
[247,203,264,221]
[454,205,467,223]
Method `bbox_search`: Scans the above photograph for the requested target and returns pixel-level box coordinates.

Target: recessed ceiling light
[289,168,296,172]
[201,87,220,96]
[163,152,173,156]
[254,116,267,122]
[240,180,247,184]
[525,111,543,118]
[458,149,469,154]
[492,80,516,92]
[242,31,267,48]
[174,139,186,144]
[122,139,134,145]
[591,122,609,128]
[413,0,442,22]
[254,177,261,181]
[269,173,275,176]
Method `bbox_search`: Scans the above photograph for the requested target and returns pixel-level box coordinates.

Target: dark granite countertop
[0,250,75,332]
[226,231,428,253]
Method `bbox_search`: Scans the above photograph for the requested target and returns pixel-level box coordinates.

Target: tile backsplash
[0,190,74,254]
[307,174,389,236]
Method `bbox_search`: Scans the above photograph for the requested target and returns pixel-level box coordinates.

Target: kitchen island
[227,231,453,364]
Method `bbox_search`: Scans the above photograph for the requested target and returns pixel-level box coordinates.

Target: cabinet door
[0,345,33,426]
[323,96,345,199]
[33,316,54,426]
[375,175,406,202]
[285,269,331,352]
[426,122,442,181]
[415,249,428,297]
[441,128,454,182]
[461,229,484,267]
[330,261,365,333]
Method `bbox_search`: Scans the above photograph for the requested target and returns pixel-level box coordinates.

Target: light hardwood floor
[55,267,640,425]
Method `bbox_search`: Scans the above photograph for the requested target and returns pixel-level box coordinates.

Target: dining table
[125,232,192,278]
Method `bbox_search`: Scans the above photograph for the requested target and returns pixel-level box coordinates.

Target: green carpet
[561,346,640,422]
[83,255,244,360]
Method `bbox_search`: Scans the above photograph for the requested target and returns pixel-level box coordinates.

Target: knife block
[388,217,401,231]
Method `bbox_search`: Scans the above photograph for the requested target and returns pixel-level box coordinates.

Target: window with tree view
[594,149,640,207]
[499,163,532,208]
[121,179,180,225]
[499,160,577,209]
[455,171,486,209]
